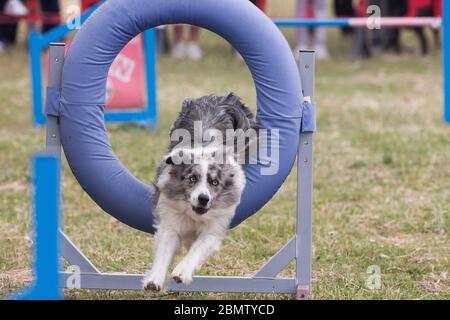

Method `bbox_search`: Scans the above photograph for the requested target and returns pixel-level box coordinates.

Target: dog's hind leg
[143,228,180,291]
[172,232,223,285]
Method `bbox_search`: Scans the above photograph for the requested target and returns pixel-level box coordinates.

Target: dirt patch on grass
[417,272,449,293]
[0,182,27,192]
[377,233,422,246]
[0,269,32,290]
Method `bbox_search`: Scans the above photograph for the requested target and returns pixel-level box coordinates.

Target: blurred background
[0,0,448,300]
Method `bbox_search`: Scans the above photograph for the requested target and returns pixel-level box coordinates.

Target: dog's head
[156,148,245,216]
[168,93,260,157]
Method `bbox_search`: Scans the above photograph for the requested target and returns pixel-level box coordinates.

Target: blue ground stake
[12,154,61,300]
[29,2,159,128]
[444,1,450,123]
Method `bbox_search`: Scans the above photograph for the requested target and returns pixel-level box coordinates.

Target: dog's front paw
[142,273,165,292]
[172,263,193,285]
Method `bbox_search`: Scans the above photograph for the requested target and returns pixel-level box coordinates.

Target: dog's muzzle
[192,206,208,215]
[193,194,210,215]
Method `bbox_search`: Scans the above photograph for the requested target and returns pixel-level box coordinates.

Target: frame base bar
[254,237,295,278]
[60,231,100,274]
[60,272,296,294]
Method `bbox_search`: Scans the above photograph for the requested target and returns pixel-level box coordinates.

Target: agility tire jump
[45,0,314,298]
[56,0,303,233]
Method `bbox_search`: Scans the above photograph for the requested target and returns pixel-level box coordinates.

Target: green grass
[0,24,449,300]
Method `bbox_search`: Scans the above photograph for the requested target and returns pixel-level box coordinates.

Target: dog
[142,93,259,291]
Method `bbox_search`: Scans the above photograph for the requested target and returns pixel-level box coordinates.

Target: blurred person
[295,0,329,60]
[171,25,203,61]
[350,0,391,59]
[334,0,355,36]
[0,0,60,53]
[383,0,409,54]
[156,27,170,55]
[40,0,60,33]
[0,0,27,52]
[385,0,440,55]
[4,0,27,16]
[350,0,372,60]
[367,0,389,54]
[431,0,442,49]
[405,0,441,54]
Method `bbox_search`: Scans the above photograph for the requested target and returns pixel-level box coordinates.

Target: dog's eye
[211,179,219,186]
[189,176,197,183]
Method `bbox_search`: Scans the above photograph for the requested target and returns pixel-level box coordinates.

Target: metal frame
[29,3,158,128]
[296,50,315,299]
[12,154,62,300]
[45,43,315,299]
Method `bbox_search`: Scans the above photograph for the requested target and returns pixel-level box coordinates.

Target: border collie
[143,93,259,291]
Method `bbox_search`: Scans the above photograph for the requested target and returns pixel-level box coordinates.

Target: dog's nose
[198,194,209,206]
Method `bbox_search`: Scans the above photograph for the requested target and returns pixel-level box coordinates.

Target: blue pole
[444,1,450,123]
[13,154,61,300]
[144,28,159,129]
[273,18,351,27]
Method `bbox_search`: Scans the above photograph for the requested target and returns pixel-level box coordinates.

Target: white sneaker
[171,42,186,59]
[315,45,329,61]
[0,42,5,54]
[186,42,203,61]
[4,0,29,16]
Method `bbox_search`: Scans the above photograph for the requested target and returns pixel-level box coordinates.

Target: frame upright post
[46,43,64,156]
[46,44,100,278]
[296,50,315,300]
[14,155,61,300]
[43,48,315,299]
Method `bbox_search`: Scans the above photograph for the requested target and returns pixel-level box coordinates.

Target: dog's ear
[164,150,192,165]
[181,98,193,112]
[221,93,259,132]
[226,106,251,131]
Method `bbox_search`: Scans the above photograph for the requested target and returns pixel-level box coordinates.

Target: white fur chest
[155,194,233,241]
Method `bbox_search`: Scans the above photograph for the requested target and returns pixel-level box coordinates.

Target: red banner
[45,34,146,110]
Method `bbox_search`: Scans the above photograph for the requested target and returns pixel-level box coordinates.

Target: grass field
[0,8,449,299]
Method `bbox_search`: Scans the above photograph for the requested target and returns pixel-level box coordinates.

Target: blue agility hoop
[59,0,302,233]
